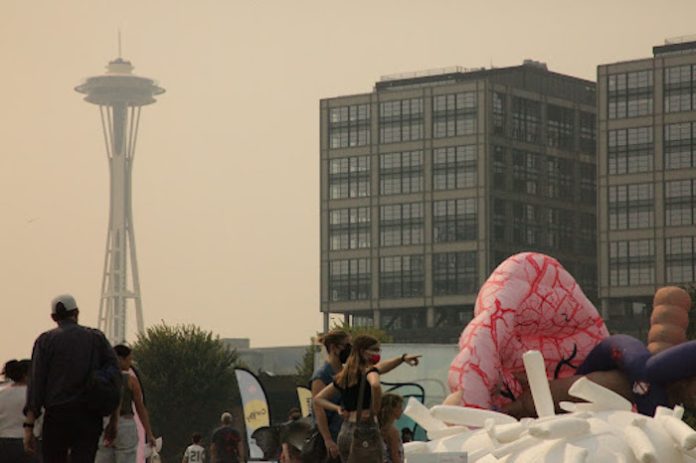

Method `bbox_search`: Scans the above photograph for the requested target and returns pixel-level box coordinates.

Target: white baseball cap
[51,294,78,314]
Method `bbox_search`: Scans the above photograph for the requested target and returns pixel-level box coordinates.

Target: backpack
[84,332,123,416]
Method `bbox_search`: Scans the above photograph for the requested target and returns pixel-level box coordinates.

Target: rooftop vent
[523,59,548,70]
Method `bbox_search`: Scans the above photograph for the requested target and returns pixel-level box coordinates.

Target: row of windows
[328,252,478,301]
[329,148,478,199]
[608,237,696,285]
[606,180,696,229]
[328,199,477,250]
[608,123,696,173]
[492,199,595,251]
[492,146,594,203]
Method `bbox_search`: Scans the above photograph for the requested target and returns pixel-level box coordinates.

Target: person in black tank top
[314,335,384,462]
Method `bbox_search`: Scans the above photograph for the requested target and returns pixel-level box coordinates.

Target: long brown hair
[334,334,379,388]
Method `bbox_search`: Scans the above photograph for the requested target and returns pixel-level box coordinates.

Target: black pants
[0,437,39,463]
[41,405,102,463]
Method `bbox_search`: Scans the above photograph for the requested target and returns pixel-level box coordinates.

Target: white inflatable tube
[485,420,527,443]
[658,415,696,450]
[624,423,657,463]
[426,426,469,440]
[522,350,555,417]
[403,397,447,432]
[528,416,590,439]
[430,405,516,427]
[568,377,632,411]
[564,443,589,463]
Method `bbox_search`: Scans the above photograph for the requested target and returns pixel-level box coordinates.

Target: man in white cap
[23,294,118,463]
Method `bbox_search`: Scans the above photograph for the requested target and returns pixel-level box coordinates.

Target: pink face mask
[369,354,381,364]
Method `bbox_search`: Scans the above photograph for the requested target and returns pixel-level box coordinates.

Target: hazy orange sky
[1,1,694,361]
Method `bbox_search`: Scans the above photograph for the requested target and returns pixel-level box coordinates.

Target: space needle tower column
[76,58,164,344]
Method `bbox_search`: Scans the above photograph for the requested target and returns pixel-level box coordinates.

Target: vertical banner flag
[296,386,313,417]
[234,368,271,460]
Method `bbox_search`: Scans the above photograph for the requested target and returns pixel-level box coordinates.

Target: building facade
[598,40,696,338]
[321,62,597,343]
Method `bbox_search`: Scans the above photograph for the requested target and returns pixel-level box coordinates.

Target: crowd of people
[0,296,420,463]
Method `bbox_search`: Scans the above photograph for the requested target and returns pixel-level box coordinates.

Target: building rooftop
[654,36,696,57]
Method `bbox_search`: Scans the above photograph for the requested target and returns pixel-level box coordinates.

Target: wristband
[401,353,408,362]
[23,422,34,429]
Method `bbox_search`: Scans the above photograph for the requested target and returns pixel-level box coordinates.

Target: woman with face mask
[309,330,351,462]
[314,335,384,463]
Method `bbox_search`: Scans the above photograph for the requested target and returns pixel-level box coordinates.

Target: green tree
[295,321,393,385]
[132,323,241,462]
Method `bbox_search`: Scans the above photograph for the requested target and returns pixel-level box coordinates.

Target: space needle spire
[75,56,164,344]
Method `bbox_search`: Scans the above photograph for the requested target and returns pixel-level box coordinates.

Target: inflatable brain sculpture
[448,252,609,409]
[409,351,696,463]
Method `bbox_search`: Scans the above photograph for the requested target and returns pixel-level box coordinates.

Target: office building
[598,38,696,337]
[321,61,597,343]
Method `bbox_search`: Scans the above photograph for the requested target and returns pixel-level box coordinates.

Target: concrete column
[426,306,436,328]
[373,309,381,329]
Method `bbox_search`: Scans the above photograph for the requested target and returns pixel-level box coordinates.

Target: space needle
[75,55,164,344]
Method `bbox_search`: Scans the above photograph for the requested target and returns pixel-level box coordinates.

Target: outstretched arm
[377,354,421,375]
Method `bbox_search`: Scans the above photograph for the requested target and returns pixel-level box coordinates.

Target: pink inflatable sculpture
[448,252,608,410]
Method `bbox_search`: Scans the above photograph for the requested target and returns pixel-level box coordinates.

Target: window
[665,122,696,169]
[609,240,654,286]
[433,145,477,190]
[433,251,478,295]
[329,207,370,250]
[380,203,423,247]
[665,65,696,113]
[329,259,371,301]
[512,97,541,144]
[547,105,575,150]
[379,255,424,298]
[546,208,574,251]
[608,183,654,230]
[492,146,507,189]
[665,179,696,226]
[608,127,653,175]
[329,104,370,148]
[379,99,423,143]
[329,156,370,199]
[380,151,423,195]
[381,309,427,330]
[577,212,596,254]
[433,92,477,138]
[512,203,541,246]
[546,157,574,200]
[512,150,541,195]
[492,92,505,136]
[579,111,595,154]
[579,163,596,205]
[492,198,507,242]
[608,71,653,119]
[666,236,696,283]
[433,199,477,242]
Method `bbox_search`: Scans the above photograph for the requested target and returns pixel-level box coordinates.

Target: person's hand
[402,354,421,366]
[338,407,350,420]
[23,427,36,455]
[324,438,339,459]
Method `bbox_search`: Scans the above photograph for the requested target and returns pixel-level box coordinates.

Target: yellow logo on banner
[243,400,269,430]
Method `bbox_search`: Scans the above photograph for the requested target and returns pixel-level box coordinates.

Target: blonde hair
[378,393,404,428]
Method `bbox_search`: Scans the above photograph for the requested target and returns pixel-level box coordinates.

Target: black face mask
[338,344,352,364]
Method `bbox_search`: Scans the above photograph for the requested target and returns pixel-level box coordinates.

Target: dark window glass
[608,183,654,230]
[547,104,575,150]
[664,65,696,113]
[512,149,541,195]
[492,92,505,136]
[433,92,477,138]
[546,157,574,200]
[328,156,370,199]
[579,163,596,205]
[379,255,424,298]
[329,259,371,301]
[665,179,696,226]
[512,203,541,246]
[380,151,423,195]
[512,97,541,144]
[433,251,478,295]
[609,240,654,286]
[329,104,371,148]
[433,145,477,190]
[492,146,507,189]
[608,127,653,175]
[329,207,370,250]
[665,122,696,169]
[432,199,477,242]
[608,71,653,119]
[379,99,424,143]
[380,203,423,247]
[579,111,596,154]
[666,236,696,283]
